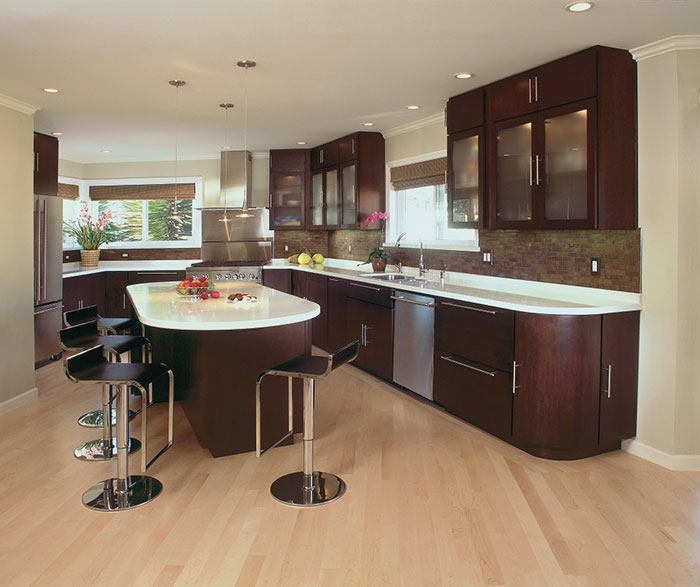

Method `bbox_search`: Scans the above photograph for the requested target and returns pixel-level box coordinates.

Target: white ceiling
[0,0,698,163]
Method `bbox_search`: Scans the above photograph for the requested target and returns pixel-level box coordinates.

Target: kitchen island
[127,281,319,457]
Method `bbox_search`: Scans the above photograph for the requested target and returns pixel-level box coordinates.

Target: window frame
[385,152,479,252]
[61,176,203,250]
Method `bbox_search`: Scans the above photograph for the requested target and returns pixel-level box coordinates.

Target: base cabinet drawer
[434,351,512,440]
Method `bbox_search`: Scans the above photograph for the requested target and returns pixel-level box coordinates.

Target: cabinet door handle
[512,361,520,394]
[529,156,534,186]
[136,271,179,275]
[364,324,371,346]
[391,295,435,308]
[351,138,356,154]
[602,364,612,398]
[123,294,126,310]
[349,282,381,292]
[320,149,324,164]
[528,78,532,104]
[534,76,539,102]
[328,278,341,282]
[360,323,366,346]
[441,301,496,315]
[441,355,495,377]
[535,155,542,185]
[35,152,39,172]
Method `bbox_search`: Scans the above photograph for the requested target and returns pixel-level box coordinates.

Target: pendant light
[219,102,234,224]
[168,79,186,223]
[236,60,256,218]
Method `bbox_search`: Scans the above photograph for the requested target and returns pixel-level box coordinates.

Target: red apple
[201,293,209,300]
[210,291,220,299]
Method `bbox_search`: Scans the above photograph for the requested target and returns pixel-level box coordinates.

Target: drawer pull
[442,301,496,315]
[328,278,341,282]
[512,361,520,394]
[136,271,179,275]
[602,364,612,399]
[391,295,435,308]
[440,355,495,377]
[349,282,381,292]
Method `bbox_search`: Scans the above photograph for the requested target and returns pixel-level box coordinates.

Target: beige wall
[65,155,270,208]
[384,119,446,162]
[637,47,700,456]
[0,105,36,408]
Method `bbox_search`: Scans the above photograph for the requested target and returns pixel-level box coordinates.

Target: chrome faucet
[395,232,427,278]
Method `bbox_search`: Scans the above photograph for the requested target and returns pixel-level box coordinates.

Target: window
[386,155,478,250]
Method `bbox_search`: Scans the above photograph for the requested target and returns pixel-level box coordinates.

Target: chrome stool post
[256,340,359,507]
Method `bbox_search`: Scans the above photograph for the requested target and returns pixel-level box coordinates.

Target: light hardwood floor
[1,359,699,587]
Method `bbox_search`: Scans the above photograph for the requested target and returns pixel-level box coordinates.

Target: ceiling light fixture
[362,122,375,127]
[42,88,59,94]
[101,149,111,153]
[168,79,186,224]
[236,60,256,219]
[407,105,420,110]
[219,102,235,224]
[296,141,307,145]
[51,132,63,136]
[454,73,473,79]
[565,1,593,12]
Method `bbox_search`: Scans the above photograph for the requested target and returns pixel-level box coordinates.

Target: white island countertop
[127,281,319,331]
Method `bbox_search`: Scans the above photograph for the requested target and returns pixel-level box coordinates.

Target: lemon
[298,252,312,265]
[312,253,324,264]
[287,254,299,264]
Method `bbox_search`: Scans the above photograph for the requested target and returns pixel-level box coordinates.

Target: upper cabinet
[269,149,309,230]
[33,132,59,196]
[311,132,385,229]
[446,88,484,135]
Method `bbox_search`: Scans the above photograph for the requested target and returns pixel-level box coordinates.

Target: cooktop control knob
[225,273,232,280]
[249,273,256,280]
[238,273,246,280]
[215,273,222,281]
[191,273,199,279]
[202,273,209,280]
[232,274,239,280]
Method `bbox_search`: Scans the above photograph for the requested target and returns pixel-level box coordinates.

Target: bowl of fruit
[174,276,217,301]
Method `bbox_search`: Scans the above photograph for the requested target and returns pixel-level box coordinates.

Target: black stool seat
[98,316,139,333]
[265,355,330,378]
[65,333,148,356]
[70,361,171,389]
[64,304,139,334]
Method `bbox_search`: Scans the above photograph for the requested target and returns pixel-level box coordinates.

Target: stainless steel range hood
[220,150,252,207]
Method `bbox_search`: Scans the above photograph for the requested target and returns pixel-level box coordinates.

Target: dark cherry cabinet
[447,127,486,228]
[326,277,349,351]
[487,69,537,122]
[63,273,105,314]
[311,142,339,171]
[489,99,597,229]
[269,149,309,230]
[33,132,59,196]
[291,271,308,299]
[599,312,640,444]
[346,296,393,381]
[104,272,130,317]
[310,167,340,229]
[446,88,484,135]
[307,273,328,350]
[262,268,292,294]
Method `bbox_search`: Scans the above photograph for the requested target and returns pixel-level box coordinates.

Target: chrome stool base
[77,408,136,428]
[73,437,141,461]
[270,471,346,507]
[82,475,163,511]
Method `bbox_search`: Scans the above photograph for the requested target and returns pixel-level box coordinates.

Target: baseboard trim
[622,439,700,471]
[0,387,39,416]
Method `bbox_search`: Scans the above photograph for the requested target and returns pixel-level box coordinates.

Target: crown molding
[631,35,700,62]
[382,112,444,139]
[0,93,39,115]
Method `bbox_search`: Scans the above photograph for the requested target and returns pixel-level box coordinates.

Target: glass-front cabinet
[447,127,485,228]
[309,168,339,229]
[341,163,357,228]
[325,168,339,227]
[310,172,324,228]
[488,99,596,229]
[270,172,305,229]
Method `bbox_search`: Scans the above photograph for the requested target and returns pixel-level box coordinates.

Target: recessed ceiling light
[296,141,307,145]
[407,105,421,110]
[42,88,59,94]
[362,122,375,127]
[101,149,111,154]
[51,132,63,136]
[454,73,473,80]
[222,145,232,150]
[565,1,593,12]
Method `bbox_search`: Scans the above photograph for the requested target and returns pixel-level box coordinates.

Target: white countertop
[63,260,197,277]
[265,258,642,316]
[127,281,320,331]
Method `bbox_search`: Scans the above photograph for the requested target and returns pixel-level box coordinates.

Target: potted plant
[63,201,115,267]
[359,211,390,272]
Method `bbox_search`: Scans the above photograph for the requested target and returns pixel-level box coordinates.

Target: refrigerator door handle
[34,198,41,303]
[42,198,48,300]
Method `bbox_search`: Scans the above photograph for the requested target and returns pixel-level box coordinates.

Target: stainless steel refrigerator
[34,195,63,364]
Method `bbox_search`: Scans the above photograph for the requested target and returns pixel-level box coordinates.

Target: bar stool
[64,304,140,335]
[255,340,360,507]
[59,321,151,461]
[65,345,174,511]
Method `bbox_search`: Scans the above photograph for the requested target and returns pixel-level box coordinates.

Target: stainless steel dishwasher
[391,291,435,400]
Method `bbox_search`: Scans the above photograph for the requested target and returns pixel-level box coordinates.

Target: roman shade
[89,183,196,201]
[390,157,447,190]
[58,182,80,199]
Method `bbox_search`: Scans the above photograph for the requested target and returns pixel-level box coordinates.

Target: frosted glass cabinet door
[341,164,356,227]
[542,100,595,227]
[448,127,484,228]
[311,172,324,227]
[325,169,339,228]
[270,172,304,228]
[494,120,533,223]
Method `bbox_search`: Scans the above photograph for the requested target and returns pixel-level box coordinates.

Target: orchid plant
[63,201,116,250]
[359,210,390,265]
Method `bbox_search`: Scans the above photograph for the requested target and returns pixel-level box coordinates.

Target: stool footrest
[74,437,140,461]
[258,430,294,458]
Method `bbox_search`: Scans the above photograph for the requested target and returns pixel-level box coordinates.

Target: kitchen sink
[360,273,422,282]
